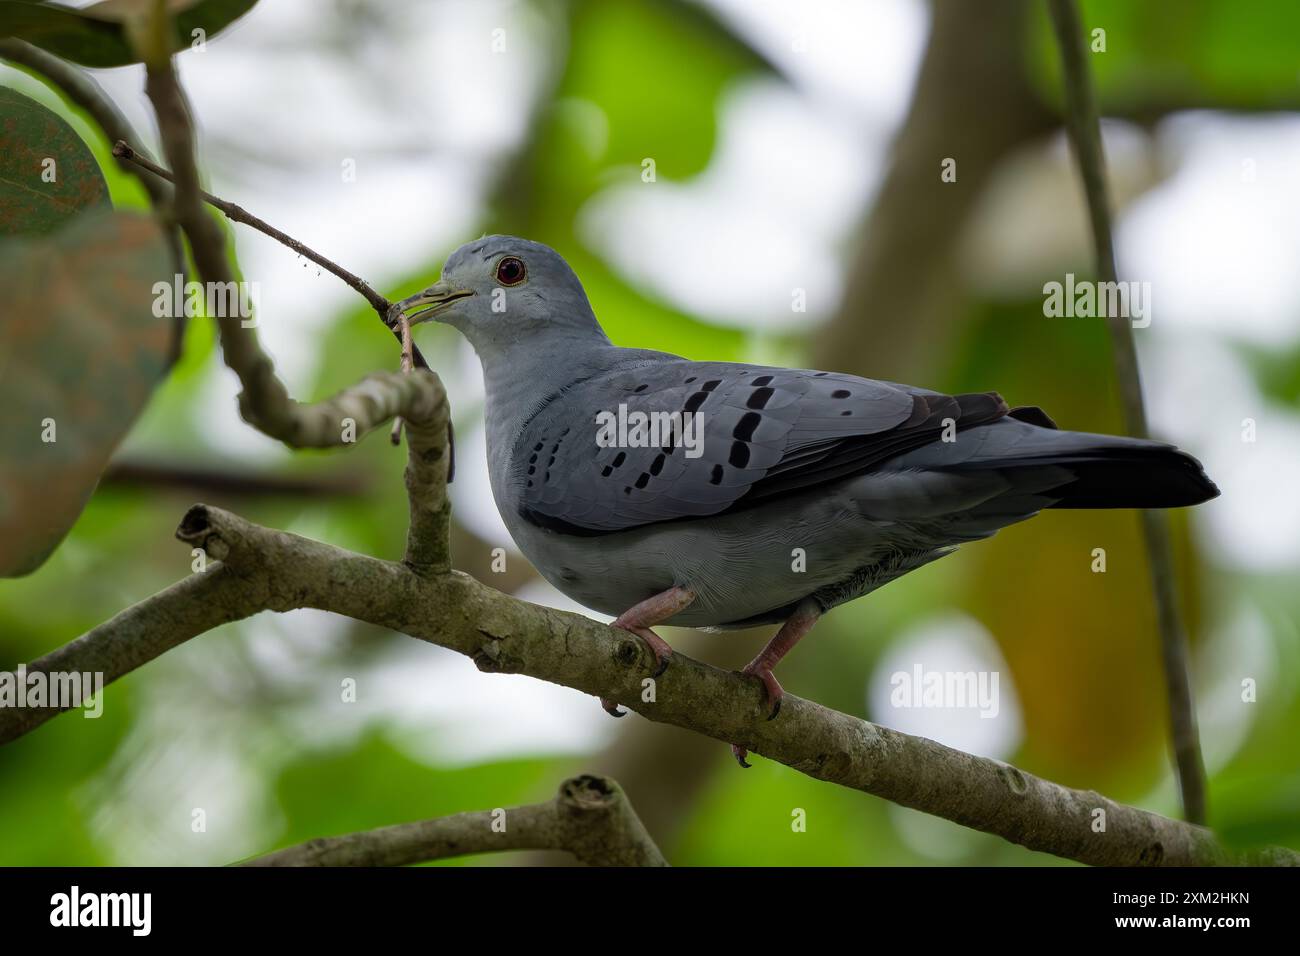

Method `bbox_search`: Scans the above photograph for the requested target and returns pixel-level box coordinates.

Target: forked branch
[242,775,667,867]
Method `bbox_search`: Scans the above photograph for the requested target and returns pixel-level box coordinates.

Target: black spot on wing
[733,412,761,442]
[517,364,1005,538]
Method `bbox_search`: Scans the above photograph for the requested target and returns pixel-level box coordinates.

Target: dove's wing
[514,359,1009,535]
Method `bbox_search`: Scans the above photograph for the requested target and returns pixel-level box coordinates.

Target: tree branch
[240,775,666,867]
[135,51,447,455]
[0,568,262,743]
[1047,0,1208,826]
[399,364,452,573]
[6,498,1293,866]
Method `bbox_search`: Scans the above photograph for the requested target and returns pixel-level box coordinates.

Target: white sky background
[8,0,1299,859]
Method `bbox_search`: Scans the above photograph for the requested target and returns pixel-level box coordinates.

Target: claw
[607,586,693,682]
[742,661,785,721]
[726,605,815,767]
[599,614,675,721]
[614,622,673,677]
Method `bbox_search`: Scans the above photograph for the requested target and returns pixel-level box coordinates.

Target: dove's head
[396,236,608,359]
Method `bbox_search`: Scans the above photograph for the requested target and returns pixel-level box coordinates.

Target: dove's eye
[496,256,526,286]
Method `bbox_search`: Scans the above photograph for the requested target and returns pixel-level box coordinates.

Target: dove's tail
[1015,442,1218,509]
[945,410,1220,509]
[1038,446,1218,509]
[893,407,1220,511]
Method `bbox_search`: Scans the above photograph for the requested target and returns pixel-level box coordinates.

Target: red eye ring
[496,256,526,286]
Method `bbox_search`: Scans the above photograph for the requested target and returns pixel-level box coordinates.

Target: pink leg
[732,602,820,767]
[600,586,696,717]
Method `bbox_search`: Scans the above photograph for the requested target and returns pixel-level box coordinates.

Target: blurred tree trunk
[812,0,1054,381]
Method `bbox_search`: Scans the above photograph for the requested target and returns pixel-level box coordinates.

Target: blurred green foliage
[1029,0,1300,111]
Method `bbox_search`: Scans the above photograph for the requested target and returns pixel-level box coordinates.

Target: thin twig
[390,308,415,445]
[398,308,415,375]
[1046,0,1207,825]
[111,138,429,371]
[111,139,384,312]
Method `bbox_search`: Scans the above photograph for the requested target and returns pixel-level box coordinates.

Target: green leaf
[547,0,770,186]
[1028,0,1300,114]
[0,1,125,67]
[0,0,257,67]
[0,85,109,236]
[0,209,172,577]
[269,732,562,865]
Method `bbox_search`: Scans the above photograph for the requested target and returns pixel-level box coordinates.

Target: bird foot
[729,664,785,767]
[597,623,673,717]
[741,660,784,721]
[612,621,674,678]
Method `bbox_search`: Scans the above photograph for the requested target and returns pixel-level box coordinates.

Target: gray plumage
[401,236,1218,632]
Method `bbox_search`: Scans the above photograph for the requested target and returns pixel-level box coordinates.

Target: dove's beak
[395,281,474,325]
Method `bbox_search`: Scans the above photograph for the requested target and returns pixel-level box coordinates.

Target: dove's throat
[478,338,622,485]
